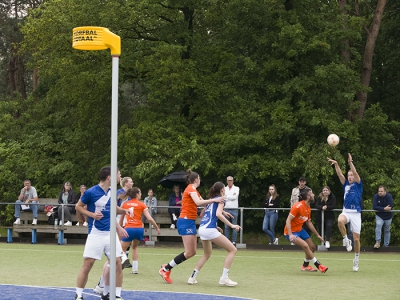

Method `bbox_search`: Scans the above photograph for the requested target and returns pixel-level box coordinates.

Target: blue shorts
[285,228,310,241]
[177,218,197,236]
[121,227,144,242]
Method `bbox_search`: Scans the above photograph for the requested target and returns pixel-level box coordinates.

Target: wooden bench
[12,198,85,244]
[16,198,80,225]
[12,199,202,243]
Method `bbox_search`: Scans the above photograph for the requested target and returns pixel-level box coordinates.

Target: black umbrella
[158,171,204,189]
[158,171,187,189]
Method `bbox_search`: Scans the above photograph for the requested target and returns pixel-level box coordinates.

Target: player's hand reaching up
[348,153,353,163]
[327,157,337,165]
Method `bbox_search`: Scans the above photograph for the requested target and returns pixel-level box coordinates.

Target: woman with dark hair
[188,181,241,286]
[315,186,336,249]
[168,185,182,228]
[120,187,160,274]
[262,184,280,245]
[159,169,225,284]
[57,182,76,226]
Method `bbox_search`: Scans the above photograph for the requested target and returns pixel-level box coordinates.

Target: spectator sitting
[168,185,182,229]
[142,189,157,225]
[75,185,88,226]
[14,179,39,225]
[57,182,76,226]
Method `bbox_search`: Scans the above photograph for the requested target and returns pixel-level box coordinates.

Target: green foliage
[0,0,399,245]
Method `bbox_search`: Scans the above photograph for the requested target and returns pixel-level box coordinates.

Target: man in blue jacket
[373,186,394,249]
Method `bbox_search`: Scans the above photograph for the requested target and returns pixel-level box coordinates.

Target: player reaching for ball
[284,187,328,273]
[327,153,363,271]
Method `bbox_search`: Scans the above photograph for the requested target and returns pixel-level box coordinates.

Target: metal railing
[4,202,399,247]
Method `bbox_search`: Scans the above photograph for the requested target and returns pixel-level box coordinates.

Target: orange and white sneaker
[301,265,318,272]
[159,264,172,284]
[318,264,328,273]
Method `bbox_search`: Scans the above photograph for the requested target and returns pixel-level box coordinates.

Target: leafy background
[0,0,399,245]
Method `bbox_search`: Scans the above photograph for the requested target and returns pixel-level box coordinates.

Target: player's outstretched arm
[327,157,345,185]
[348,153,361,183]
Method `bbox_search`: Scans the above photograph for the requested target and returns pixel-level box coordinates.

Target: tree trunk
[338,0,353,121]
[355,0,387,118]
[8,53,17,98]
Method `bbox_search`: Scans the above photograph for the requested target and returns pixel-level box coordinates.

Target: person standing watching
[224,176,240,246]
[328,153,363,272]
[291,177,312,236]
[14,179,39,225]
[373,186,394,248]
[262,184,280,245]
[315,186,337,249]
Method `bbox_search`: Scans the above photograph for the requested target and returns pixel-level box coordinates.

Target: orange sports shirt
[121,198,148,228]
[179,184,201,220]
[284,200,311,235]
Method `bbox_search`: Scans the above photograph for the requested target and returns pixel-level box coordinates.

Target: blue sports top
[343,180,363,213]
[81,184,111,234]
[200,198,225,229]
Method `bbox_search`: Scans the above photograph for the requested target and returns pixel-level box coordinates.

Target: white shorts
[83,232,124,260]
[340,211,362,234]
[198,226,221,240]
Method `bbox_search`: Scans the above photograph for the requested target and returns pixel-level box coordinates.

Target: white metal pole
[110,55,119,300]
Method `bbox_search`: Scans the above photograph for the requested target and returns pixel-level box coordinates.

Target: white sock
[221,268,229,279]
[311,257,317,263]
[355,253,360,261]
[304,258,309,263]
[343,235,347,240]
[99,276,105,287]
[191,269,199,279]
[121,252,128,262]
[133,260,138,270]
[169,259,177,268]
[116,287,122,297]
[104,285,110,295]
[75,288,83,297]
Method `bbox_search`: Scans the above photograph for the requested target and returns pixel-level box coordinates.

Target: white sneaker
[172,214,177,221]
[353,259,359,272]
[219,277,237,287]
[83,222,88,226]
[131,269,138,274]
[325,241,330,249]
[93,284,104,295]
[344,237,352,252]
[14,218,20,225]
[170,224,175,229]
[187,277,197,285]
[75,222,80,226]
[64,221,72,226]
[273,238,279,245]
[32,219,37,225]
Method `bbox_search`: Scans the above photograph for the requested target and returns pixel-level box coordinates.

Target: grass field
[0,243,399,300]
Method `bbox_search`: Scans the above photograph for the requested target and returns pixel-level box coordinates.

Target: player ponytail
[123,187,141,200]
[208,181,225,199]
